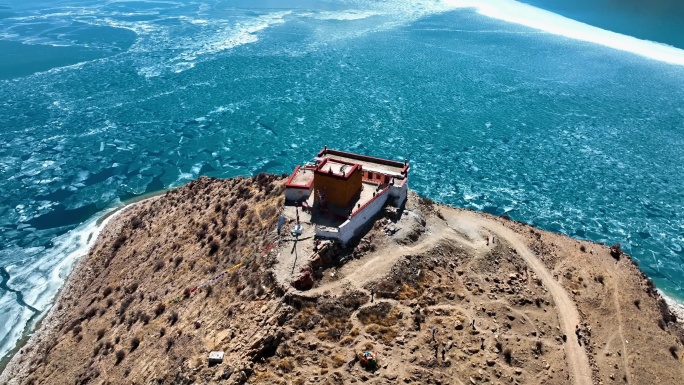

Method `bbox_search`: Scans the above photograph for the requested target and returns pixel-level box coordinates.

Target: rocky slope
[1,175,683,385]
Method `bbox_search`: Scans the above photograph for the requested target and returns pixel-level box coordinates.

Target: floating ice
[440,0,684,66]
[0,205,121,359]
[311,10,381,21]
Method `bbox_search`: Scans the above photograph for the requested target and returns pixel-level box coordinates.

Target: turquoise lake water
[1,0,683,361]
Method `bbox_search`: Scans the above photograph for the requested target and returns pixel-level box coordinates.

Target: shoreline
[2,181,684,379]
[0,192,164,377]
[662,291,684,324]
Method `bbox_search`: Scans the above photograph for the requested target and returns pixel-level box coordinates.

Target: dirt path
[300,233,442,297]
[299,211,492,297]
[599,258,632,383]
[445,210,593,385]
[277,206,593,385]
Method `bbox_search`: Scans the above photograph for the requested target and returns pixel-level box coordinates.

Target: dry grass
[278,357,296,373]
[365,324,398,344]
[291,305,319,330]
[397,284,421,300]
[331,354,346,368]
[357,303,400,327]
[316,318,351,341]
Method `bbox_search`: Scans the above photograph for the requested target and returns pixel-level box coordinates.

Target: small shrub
[93,343,102,357]
[209,241,219,255]
[154,260,165,272]
[610,243,622,260]
[130,337,140,352]
[155,303,166,317]
[419,196,435,208]
[196,229,207,240]
[66,319,81,332]
[112,234,127,252]
[125,282,139,294]
[503,348,512,364]
[168,312,179,326]
[228,227,238,242]
[96,329,105,341]
[237,203,249,218]
[205,285,213,298]
[165,338,174,352]
[72,325,82,336]
[194,321,201,329]
[83,307,97,319]
[596,275,604,285]
[634,299,641,309]
[159,328,166,337]
[106,298,113,308]
[535,340,543,355]
[130,217,143,229]
[260,205,277,220]
[658,319,667,330]
[103,286,113,297]
[669,345,679,359]
[495,341,502,352]
[74,368,100,384]
[174,256,183,268]
[115,350,125,365]
[117,296,134,316]
[579,245,586,252]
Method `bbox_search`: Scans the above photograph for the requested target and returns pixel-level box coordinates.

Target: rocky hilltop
[1,175,683,385]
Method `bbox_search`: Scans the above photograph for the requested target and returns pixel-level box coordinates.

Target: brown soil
[1,179,683,385]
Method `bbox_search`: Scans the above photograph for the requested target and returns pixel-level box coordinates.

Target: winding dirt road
[447,210,593,385]
[276,204,594,385]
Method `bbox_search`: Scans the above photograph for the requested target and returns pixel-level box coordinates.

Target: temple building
[283,147,409,245]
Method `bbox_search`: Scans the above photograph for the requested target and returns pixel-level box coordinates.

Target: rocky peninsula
[1,175,683,385]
